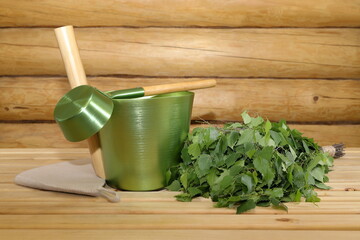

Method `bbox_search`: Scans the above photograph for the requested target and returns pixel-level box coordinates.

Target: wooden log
[0,123,359,148]
[1,0,360,27]
[0,123,85,148]
[0,28,359,78]
[0,230,359,240]
[1,77,359,122]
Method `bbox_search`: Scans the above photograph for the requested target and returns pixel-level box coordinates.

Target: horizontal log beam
[1,0,360,27]
[0,77,359,122]
[0,28,359,78]
[0,123,358,148]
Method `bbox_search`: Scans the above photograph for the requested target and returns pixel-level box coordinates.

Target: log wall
[0,0,359,147]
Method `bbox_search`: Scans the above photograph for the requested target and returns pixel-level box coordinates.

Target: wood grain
[0,149,360,238]
[1,6,360,239]
[1,0,360,27]
[1,28,359,78]
[0,201,360,215]
[0,214,359,230]
[1,230,359,240]
[142,79,217,96]
[1,77,359,122]
[2,185,360,202]
[0,123,359,148]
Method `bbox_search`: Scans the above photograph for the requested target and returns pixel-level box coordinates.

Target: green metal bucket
[99,91,194,191]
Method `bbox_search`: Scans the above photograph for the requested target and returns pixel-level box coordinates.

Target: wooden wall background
[0,0,359,147]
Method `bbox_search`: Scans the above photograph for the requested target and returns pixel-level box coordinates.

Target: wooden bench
[1,0,360,239]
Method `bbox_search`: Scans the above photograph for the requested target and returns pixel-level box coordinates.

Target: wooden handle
[143,79,216,96]
[54,25,105,179]
[54,26,88,88]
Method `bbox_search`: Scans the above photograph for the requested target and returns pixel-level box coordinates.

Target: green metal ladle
[54,79,216,142]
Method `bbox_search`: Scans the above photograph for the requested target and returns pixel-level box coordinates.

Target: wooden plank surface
[1,28,359,78]
[1,77,359,122]
[0,214,360,230]
[1,0,360,27]
[1,230,360,240]
[0,148,359,239]
[1,123,359,148]
[1,201,360,215]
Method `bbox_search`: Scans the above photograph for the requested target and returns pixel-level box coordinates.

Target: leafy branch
[166,111,334,214]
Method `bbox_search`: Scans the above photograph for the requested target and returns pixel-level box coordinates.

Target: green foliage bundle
[166,112,334,214]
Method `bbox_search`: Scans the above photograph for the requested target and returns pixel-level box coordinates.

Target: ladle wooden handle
[143,79,216,96]
[55,25,105,179]
[54,26,87,87]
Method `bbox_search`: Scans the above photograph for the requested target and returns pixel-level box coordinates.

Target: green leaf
[265,120,272,134]
[305,192,320,202]
[244,142,256,158]
[188,187,202,197]
[270,130,282,146]
[214,170,230,186]
[175,193,192,202]
[257,201,271,207]
[265,188,284,199]
[197,154,212,177]
[315,182,331,190]
[241,111,252,124]
[227,131,240,149]
[188,143,201,159]
[287,164,294,183]
[206,127,220,147]
[259,132,276,147]
[289,145,297,159]
[246,149,256,158]
[306,155,321,172]
[270,198,288,212]
[220,175,234,190]
[294,189,302,202]
[257,146,274,161]
[180,172,188,190]
[237,129,254,145]
[250,116,264,127]
[305,171,315,185]
[293,164,305,188]
[285,151,295,163]
[311,167,325,182]
[226,122,243,129]
[166,180,181,191]
[240,174,254,193]
[255,131,262,142]
[277,152,293,169]
[253,156,275,187]
[206,168,217,187]
[252,171,259,185]
[236,199,256,214]
[229,161,244,176]
[302,140,310,154]
[181,146,192,164]
[225,152,241,168]
[215,136,228,154]
[165,169,172,185]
